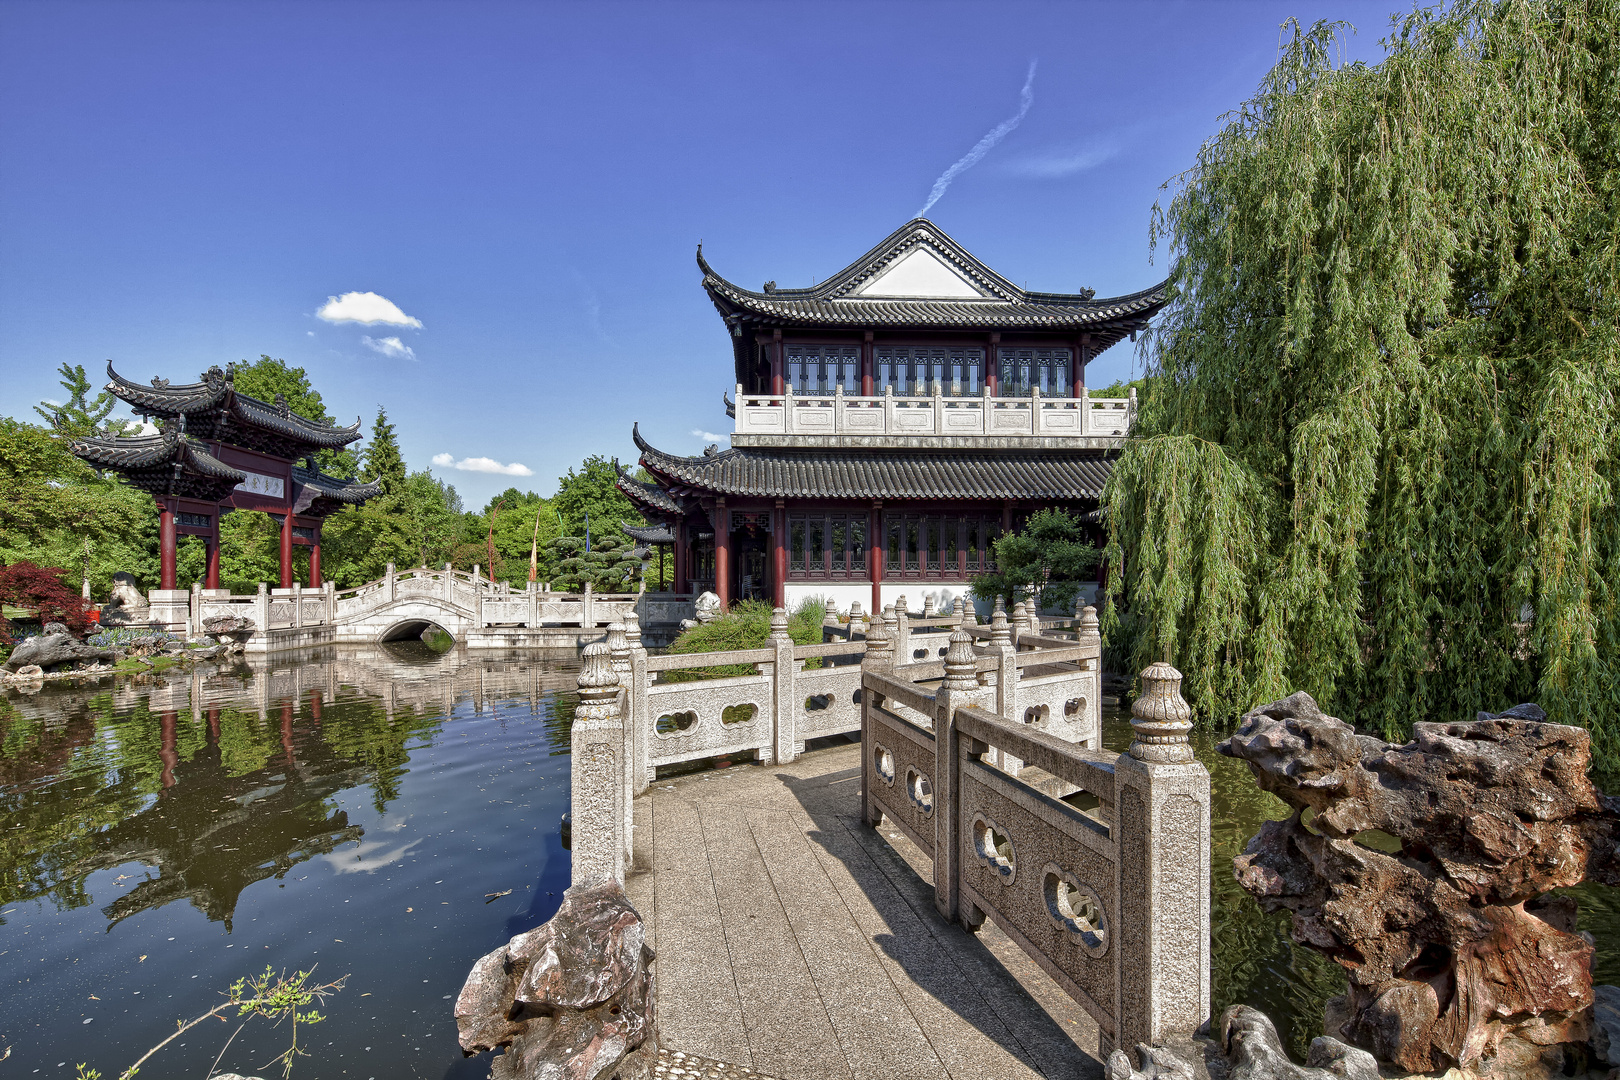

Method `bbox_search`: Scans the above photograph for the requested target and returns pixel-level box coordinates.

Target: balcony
[730,383,1137,449]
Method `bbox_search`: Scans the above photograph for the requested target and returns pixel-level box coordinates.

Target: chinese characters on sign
[234,471,285,499]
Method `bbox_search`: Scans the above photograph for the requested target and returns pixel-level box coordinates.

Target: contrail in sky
[917,61,1038,218]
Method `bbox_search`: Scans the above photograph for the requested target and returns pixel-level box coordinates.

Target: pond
[2,649,1616,1076]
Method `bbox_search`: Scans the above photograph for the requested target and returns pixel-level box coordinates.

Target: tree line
[3,358,660,598]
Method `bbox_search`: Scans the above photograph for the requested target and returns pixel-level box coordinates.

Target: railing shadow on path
[775,759,1103,1080]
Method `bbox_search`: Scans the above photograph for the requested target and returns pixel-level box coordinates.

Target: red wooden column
[309,523,323,587]
[1073,332,1091,396]
[279,510,294,589]
[714,500,732,613]
[674,518,689,594]
[160,711,178,789]
[861,331,874,397]
[869,500,883,614]
[204,532,221,590]
[158,502,178,590]
[771,502,787,609]
[986,333,1001,396]
[771,330,784,397]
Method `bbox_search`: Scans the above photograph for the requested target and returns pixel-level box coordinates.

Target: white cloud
[307,330,315,337]
[691,429,725,443]
[316,291,423,327]
[432,452,534,477]
[1002,140,1119,179]
[362,335,416,360]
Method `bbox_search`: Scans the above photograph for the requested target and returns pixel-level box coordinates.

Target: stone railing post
[624,612,651,792]
[527,580,539,629]
[833,383,845,434]
[922,594,936,618]
[951,595,966,624]
[932,383,945,435]
[1127,385,1138,432]
[1113,661,1211,1047]
[1080,385,1090,436]
[607,622,635,865]
[190,581,202,636]
[386,562,396,603]
[783,384,796,434]
[570,642,626,886]
[255,581,269,634]
[1031,385,1042,435]
[769,607,798,765]
[849,601,865,639]
[859,608,893,828]
[1012,599,1033,643]
[583,582,595,630]
[882,385,895,433]
[292,582,304,629]
[472,568,484,627]
[894,595,911,662]
[934,629,985,927]
[987,598,1021,774]
[326,580,336,624]
[1079,605,1102,747]
[443,563,454,604]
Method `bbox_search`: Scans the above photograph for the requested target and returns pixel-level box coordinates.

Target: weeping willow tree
[1104,0,1620,762]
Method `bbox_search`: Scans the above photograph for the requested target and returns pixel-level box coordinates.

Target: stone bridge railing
[863,637,1211,1053]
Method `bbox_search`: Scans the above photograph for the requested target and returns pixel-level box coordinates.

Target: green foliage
[0,417,158,593]
[661,598,826,682]
[75,965,346,1080]
[34,363,137,438]
[360,406,406,495]
[230,356,358,479]
[320,470,464,586]
[971,509,1098,612]
[1104,2,1620,761]
[543,532,643,592]
[479,488,556,586]
[1088,376,1150,400]
[552,455,641,538]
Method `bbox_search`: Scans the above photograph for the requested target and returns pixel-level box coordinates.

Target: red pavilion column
[279,510,294,589]
[674,518,689,595]
[714,500,731,613]
[869,500,883,615]
[772,501,786,610]
[309,524,323,587]
[770,330,784,397]
[158,502,178,590]
[204,535,221,590]
[986,332,1001,396]
[159,710,178,789]
[861,331,874,397]
[1073,333,1091,396]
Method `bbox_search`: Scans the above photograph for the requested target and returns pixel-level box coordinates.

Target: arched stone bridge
[178,565,694,654]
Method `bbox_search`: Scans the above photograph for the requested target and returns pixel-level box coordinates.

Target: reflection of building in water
[0,645,578,929]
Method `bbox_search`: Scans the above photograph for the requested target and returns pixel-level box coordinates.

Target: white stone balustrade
[733,382,1136,439]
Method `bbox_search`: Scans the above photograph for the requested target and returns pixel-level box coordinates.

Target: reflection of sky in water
[322,822,421,874]
[0,646,578,1080]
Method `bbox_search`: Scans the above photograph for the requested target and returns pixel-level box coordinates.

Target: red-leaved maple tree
[0,561,90,644]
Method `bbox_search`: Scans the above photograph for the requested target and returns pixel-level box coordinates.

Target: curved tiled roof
[291,466,382,505]
[633,424,1112,502]
[698,218,1168,339]
[105,363,363,450]
[614,459,682,515]
[622,522,675,544]
[68,431,246,483]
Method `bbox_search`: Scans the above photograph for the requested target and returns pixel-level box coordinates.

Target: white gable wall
[852,245,992,299]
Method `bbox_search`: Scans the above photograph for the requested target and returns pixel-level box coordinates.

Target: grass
[660,598,827,682]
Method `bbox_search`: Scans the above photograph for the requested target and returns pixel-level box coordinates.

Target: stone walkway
[626,740,1103,1080]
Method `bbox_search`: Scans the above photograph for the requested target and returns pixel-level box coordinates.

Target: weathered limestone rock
[203,614,256,635]
[99,572,149,626]
[692,591,721,624]
[1108,1006,1377,1080]
[4,623,117,672]
[456,876,657,1080]
[1219,692,1620,1074]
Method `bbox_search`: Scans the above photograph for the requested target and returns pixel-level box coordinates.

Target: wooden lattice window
[875,346,983,397]
[883,514,1001,579]
[785,345,859,397]
[787,513,867,579]
[996,347,1071,396]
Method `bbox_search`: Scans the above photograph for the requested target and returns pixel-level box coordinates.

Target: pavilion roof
[614,459,683,516]
[291,465,383,514]
[632,424,1113,502]
[699,218,1168,348]
[104,363,363,457]
[622,521,675,544]
[68,429,246,501]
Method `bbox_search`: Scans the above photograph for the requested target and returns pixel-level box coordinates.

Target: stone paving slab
[635,742,1103,1080]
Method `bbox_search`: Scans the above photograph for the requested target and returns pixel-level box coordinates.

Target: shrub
[660,598,827,682]
[0,561,90,644]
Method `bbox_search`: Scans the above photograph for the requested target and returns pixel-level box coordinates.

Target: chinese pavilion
[68,363,380,590]
[620,218,1168,614]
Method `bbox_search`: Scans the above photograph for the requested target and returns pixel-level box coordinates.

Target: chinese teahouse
[621,218,1167,613]
[67,363,379,590]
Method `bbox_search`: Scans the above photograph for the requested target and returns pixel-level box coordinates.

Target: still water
[2,648,1616,1076]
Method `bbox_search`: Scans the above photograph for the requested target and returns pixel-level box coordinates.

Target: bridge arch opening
[379,619,456,645]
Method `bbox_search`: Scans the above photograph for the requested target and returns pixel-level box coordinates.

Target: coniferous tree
[361,408,406,496]
[1103,1,1620,761]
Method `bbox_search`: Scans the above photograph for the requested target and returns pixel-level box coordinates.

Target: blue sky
[0,0,1390,508]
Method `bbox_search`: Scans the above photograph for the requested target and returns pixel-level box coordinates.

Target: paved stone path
[626,740,1104,1080]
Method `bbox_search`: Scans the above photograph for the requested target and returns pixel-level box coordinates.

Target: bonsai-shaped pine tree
[971,509,1098,613]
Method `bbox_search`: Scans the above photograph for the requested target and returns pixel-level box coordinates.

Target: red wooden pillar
[158,503,178,590]
[770,330,784,397]
[1002,501,1013,536]
[869,501,883,615]
[714,500,731,613]
[1073,333,1091,396]
[309,524,323,587]
[281,701,295,764]
[772,501,786,609]
[279,510,294,589]
[160,711,178,789]
[206,707,220,743]
[674,518,689,594]
[204,535,221,590]
[986,333,1001,396]
[861,331,875,397]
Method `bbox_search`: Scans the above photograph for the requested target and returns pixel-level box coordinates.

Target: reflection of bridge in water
[0,645,578,931]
